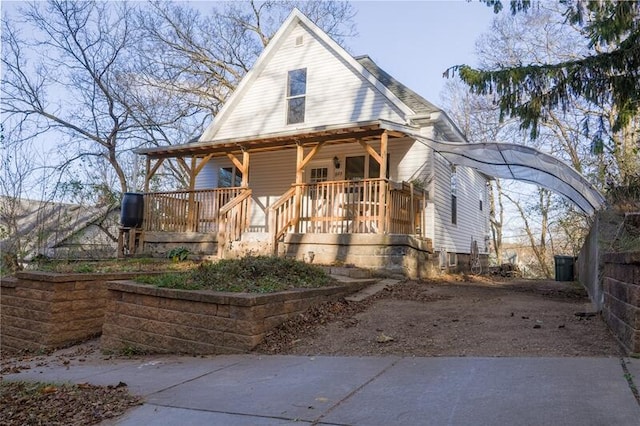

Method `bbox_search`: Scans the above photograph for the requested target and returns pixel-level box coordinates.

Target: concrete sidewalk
[4,354,639,425]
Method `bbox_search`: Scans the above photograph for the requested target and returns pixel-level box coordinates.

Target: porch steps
[344,278,401,303]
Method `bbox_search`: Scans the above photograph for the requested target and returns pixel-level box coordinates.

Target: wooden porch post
[226,150,250,188]
[187,156,197,232]
[380,131,388,234]
[144,158,165,193]
[242,149,250,187]
[292,142,324,233]
[294,142,304,232]
[144,157,151,193]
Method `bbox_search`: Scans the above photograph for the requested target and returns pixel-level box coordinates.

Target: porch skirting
[142,232,217,257]
[279,233,436,279]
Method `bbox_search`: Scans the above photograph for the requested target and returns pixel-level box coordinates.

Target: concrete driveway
[4,354,639,425]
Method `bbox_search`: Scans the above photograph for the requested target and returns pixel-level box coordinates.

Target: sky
[348,1,497,104]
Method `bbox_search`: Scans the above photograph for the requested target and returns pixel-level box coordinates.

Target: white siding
[212,23,406,140]
[195,160,218,190]
[432,154,490,254]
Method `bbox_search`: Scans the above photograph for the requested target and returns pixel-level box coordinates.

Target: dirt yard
[257,276,622,357]
[0,276,623,425]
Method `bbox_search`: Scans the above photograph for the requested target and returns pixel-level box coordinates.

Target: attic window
[295,35,304,46]
[287,68,306,124]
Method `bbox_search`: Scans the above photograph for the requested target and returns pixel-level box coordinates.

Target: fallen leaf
[376,333,394,343]
[40,385,57,394]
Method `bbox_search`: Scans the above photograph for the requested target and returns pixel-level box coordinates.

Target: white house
[135,9,491,277]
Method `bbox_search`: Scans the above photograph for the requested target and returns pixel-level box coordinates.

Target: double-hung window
[287,68,307,124]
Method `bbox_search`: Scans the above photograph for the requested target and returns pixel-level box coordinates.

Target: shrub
[166,246,190,262]
[137,255,334,293]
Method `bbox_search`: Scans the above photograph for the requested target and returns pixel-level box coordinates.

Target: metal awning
[390,125,606,215]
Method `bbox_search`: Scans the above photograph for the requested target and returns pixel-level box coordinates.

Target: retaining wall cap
[1,276,18,288]
[602,251,640,264]
[15,270,148,282]
[106,280,364,306]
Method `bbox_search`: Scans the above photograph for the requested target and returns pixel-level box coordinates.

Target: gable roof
[198,8,423,143]
[136,8,460,159]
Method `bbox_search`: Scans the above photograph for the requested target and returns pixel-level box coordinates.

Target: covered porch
[135,121,431,258]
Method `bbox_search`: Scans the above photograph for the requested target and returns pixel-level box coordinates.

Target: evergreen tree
[449,1,639,140]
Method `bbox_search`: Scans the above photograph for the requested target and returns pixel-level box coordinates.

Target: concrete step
[344,278,401,302]
[322,266,372,279]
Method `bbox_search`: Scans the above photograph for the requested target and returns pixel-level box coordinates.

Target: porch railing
[270,179,426,247]
[388,182,426,235]
[217,189,252,257]
[269,186,297,244]
[143,187,244,233]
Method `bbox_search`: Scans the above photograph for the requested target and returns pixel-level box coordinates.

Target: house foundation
[279,233,436,279]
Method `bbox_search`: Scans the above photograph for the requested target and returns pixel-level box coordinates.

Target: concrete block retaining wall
[0,271,145,353]
[101,279,370,355]
[602,252,640,355]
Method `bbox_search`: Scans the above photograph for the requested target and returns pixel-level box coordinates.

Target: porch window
[368,154,391,179]
[287,68,306,124]
[309,167,329,201]
[219,167,242,187]
[309,167,328,183]
[346,154,390,180]
[345,156,365,180]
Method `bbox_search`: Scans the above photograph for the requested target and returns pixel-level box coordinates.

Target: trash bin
[121,192,144,228]
[554,255,575,281]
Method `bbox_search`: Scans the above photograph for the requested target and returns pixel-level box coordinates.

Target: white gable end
[210,22,408,141]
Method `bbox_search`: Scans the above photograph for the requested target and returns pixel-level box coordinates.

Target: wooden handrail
[217,189,253,257]
[269,186,296,211]
[269,186,297,253]
[219,189,252,215]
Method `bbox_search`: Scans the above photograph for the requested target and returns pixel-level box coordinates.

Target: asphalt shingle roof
[355,55,441,116]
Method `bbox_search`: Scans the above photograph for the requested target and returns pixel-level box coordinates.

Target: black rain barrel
[554,255,575,281]
[120,192,144,228]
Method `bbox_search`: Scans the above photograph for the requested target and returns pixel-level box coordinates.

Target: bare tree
[442,4,628,275]
[1,1,147,194]
[488,179,505,265]
[0,124,59,270]
[2,1,356,199]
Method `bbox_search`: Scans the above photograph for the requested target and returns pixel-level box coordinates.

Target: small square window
[309,167,328,183]
[448,252,457,266]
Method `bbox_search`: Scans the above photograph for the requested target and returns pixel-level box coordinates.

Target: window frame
[345,154,391,180]
[218,166,243,188]
[286,68,307,125]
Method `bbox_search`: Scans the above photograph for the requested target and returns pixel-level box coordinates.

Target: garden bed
[101,278,372,355]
